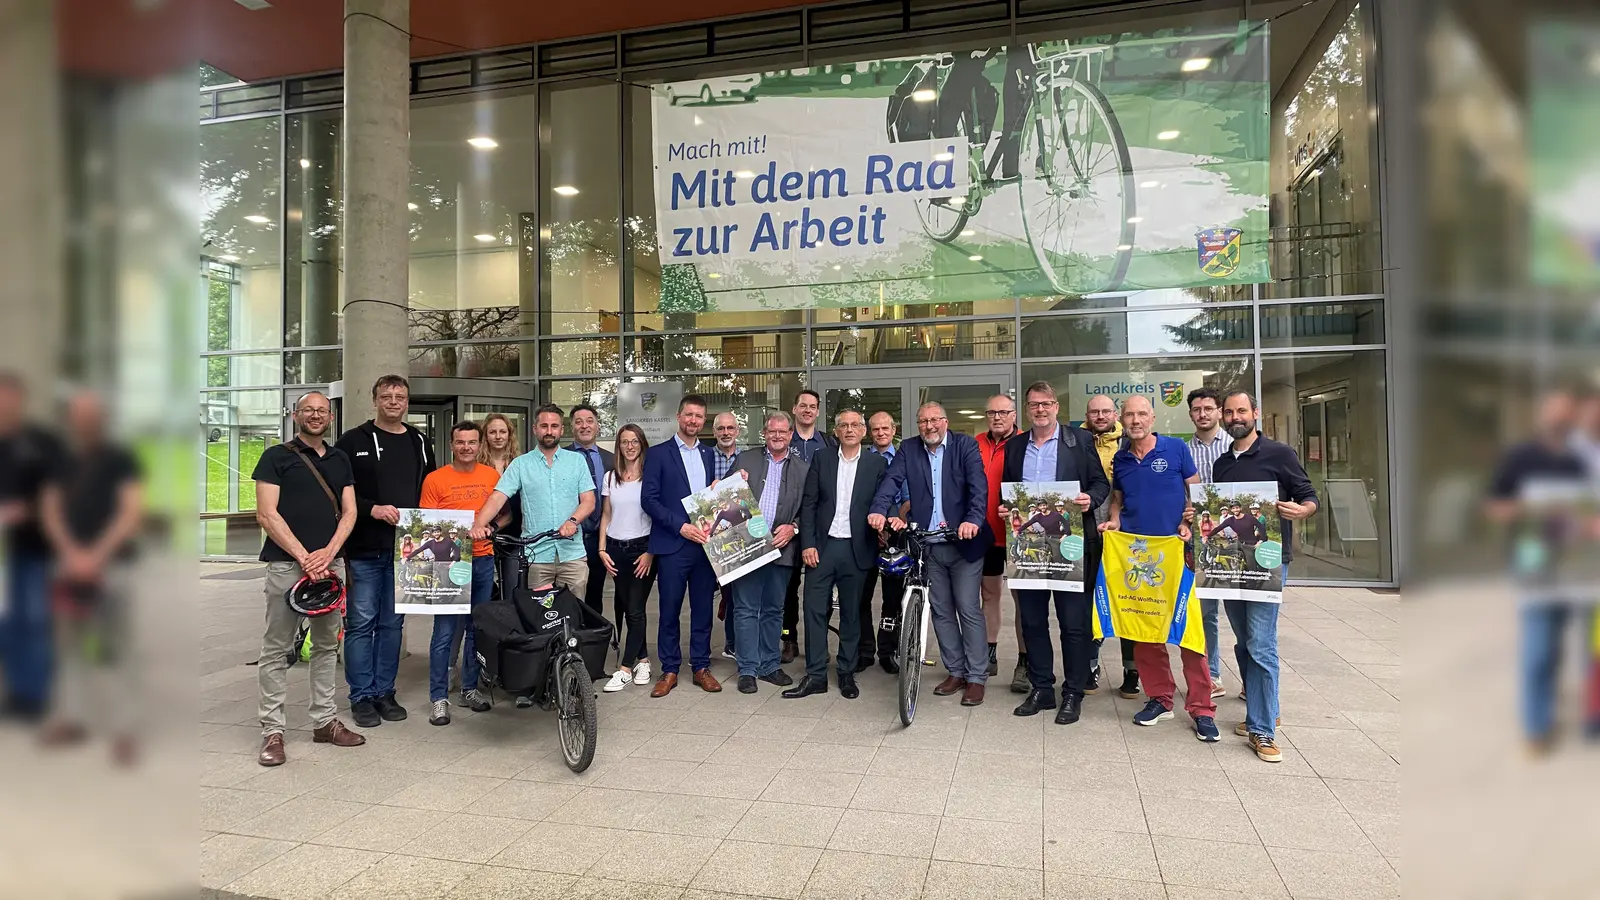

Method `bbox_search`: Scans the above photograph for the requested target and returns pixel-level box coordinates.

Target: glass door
[459,397,532,457]
[812,364,1014,442]
[405,401,456,465]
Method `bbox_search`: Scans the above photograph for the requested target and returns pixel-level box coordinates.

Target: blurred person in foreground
[0,373,59,723]
[251,392,366,766]
[33,390,142,763]
[1487,388,1600,751]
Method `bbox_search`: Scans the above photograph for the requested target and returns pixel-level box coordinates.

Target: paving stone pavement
[198,565,1400,900]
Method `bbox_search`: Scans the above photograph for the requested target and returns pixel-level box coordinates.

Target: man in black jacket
[787,410,886,700]
[568,403,614,620]
[1003,382,1110,725]
[334,374,436,728]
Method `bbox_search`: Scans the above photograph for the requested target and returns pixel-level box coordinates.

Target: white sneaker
[632,660,652,685]
[603,669,632,693]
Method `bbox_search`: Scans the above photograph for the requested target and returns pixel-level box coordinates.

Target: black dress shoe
[839,674,860,700]
[854,656,874,674]
[738,675,758,694]
[880,656,900,675]
[759,669,794,687]
[1013,688,1057,717]
[780,640,798,664]
[1055,693,1082,725]
[781,676,828,699]
[351,699,381,728]
[373,693,408,722]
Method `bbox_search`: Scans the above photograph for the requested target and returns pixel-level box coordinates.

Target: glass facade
[197,0,1393,582]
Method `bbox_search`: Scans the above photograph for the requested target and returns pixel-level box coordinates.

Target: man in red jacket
[976,394,1025,688]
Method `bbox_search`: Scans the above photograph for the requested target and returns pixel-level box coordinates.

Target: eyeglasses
[1026,400,1057,409]
[916,416,947,427]
[984,409,1014,417]
[297,408,331,417]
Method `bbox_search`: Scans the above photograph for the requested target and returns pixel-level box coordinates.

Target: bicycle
[1123,542,1167,590]
[886,43,1136,294]
[887,525,958,727]
[489,529,607,772]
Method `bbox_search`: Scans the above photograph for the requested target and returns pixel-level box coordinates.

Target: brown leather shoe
[651,672,679,698]
[933,676,967,696]
[961,683,986,707]
[258,733,286,767]
[692,669,723,693]
[311,719,366,748]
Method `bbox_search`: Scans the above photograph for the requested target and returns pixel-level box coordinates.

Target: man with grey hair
[729,412,808,693]
[869,401,993,706]
[711,411,743,659]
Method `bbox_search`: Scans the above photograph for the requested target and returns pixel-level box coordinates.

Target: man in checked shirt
[711,412,742,659]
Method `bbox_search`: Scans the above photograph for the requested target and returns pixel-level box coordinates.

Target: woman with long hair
[599,424,655,692]
[481,413,519,473]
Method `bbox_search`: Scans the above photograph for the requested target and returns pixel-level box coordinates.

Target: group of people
[251,374,1321,768]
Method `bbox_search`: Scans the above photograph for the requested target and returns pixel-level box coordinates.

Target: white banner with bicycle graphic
[650,23,1269,311]
[682,472,780,585]
[394,508,474,614]
[1001,480,1086,592]
[1189,482,1285,602]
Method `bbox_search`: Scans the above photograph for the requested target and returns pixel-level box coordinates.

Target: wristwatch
[566,517,579,525]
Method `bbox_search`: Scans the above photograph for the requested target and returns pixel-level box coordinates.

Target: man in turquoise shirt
[471,404,596,596]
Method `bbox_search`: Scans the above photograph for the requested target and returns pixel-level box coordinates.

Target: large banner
[395,508,474,615]
[1092,531,1204,654]
[1189,482,1285,602]
[682,471,781,584]
[651,24,1269,311]
[1001,481,1086,591]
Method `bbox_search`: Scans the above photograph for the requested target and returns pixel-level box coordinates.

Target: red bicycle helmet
[286,573,346,617]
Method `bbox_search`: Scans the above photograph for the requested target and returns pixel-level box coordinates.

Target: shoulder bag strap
[289,442,342,521]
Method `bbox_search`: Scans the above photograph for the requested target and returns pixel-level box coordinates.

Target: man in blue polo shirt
[1101,395,1217,741]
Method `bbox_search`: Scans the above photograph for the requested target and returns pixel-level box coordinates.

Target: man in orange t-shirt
[419,421,506,725]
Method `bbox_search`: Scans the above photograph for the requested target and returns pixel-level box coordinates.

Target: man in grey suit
[728,412,809,694]
[787,410,887,701]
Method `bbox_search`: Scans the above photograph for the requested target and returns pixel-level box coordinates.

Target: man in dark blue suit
[640,394,723,697]
[868,401,994,706]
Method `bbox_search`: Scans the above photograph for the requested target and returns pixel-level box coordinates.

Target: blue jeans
[1517,598,1595,740]
[924,543,987,683]
[732,562,790,677]
[429,556,495,702]
[656,546,716,674]
[0,553,53,709]
[1201,597,1222,680]
[1224,598,1281,738]
[345,551,404,703]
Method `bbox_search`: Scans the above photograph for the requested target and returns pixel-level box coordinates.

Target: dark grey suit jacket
[801,447,889,570]
[733,447,809,567]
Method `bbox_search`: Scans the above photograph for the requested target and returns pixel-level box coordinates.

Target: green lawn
[205,437,266,512]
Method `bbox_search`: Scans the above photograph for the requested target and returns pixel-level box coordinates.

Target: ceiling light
[911,88,936,102]
[1116,244,1132,251]
[219,254,240,262]
[933,151,954,161]
[553,185,580,196]
[1139,180,1160,188]
[473,233,497,243]
[958,409,976,415]
[706,272,722,279]
[967,254,983,262]
[244,214,270,224]
[407,202,418,211]
[734,170,755,179]
[299,158,311,169]
[1127,216,1143,223]
[832,265,841,271]
[467,136,498,150]
[1157,130,1180,141]
[1181,57,1211,72]
[960,229,975,237]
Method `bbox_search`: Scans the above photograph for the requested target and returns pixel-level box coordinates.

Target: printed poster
[394,508,474,614]
[650,23,1270,314]
[682,471,780,585]
[1001,480,1086,591]
[1189,482,1285,602]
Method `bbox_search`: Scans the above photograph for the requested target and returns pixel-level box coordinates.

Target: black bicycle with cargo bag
[472,528,615,771]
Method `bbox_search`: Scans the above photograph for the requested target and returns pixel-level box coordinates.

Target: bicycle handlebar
[490,528,562,547]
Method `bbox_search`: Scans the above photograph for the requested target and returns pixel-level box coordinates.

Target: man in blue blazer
[1002,381,1110,725]
[868,401,994,706]
[640,394,723,697]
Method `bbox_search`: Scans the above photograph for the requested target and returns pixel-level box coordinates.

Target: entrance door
[405,401,456,465]
[459,397,532,458]
[812,365,1015,441]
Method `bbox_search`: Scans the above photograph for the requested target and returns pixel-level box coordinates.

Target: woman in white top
[599,424,655,691]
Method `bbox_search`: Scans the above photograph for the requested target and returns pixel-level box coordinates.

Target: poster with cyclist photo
[682,472,780,585]
[1001,481,1086,591]
[394,508,475,614]
[1189,482,1284,602]
[650,23,1269,314]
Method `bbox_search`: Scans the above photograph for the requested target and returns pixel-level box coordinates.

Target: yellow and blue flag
[1093,531,1206,655]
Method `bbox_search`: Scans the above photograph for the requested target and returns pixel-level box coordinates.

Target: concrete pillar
[0,0,65,413]
[341,0,411,404]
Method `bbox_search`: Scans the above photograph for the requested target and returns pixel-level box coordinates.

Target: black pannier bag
[474,584,614,695]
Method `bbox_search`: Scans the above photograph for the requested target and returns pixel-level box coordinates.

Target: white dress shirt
[828,450,862,539]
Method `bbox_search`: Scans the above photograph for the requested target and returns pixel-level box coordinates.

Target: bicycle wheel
[555,653,598,772]
[1017,77,1135,293]
[897,588,925,727]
